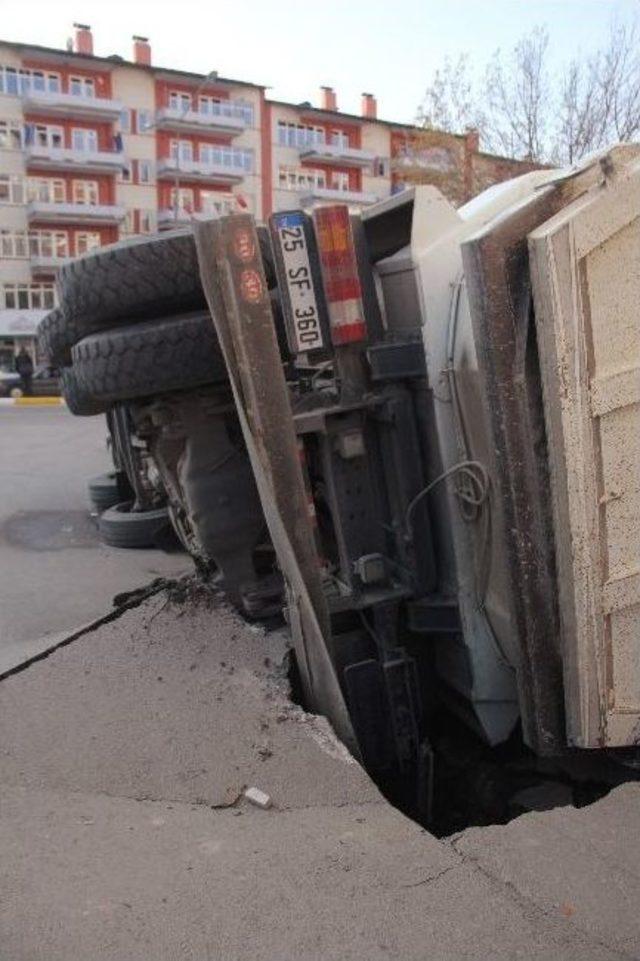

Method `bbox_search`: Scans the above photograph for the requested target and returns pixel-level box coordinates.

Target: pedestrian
[15,347,34,395]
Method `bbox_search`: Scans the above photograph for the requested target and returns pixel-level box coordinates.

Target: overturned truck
[41,145,640,826]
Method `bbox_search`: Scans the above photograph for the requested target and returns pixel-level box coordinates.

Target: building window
[137,109,152,132]
[278,166,326,191]
[170,139,193,163]
[138,160,152,183]
[0,65,60,95]
[198,95,221,114]
[119,109,131,133]
[169,91,191,112]
[32,124,64,149]
[121,211,135,235]
[0,230,69,261]
[72,128,98,152]
[27,177,66,203]
[0,174,25,203]
[331,171,350,191]
[373,157,389,177]
[199,144,252,171]
[200,190,238,216]
[75,231,101,255]
[196,95,252,123]
[28,230,69,258]
[0,231,28,258]
[139,210,155,233]
[330,130,350,149]
[277,121,324,148]
[169,187,194,213]
[69,76,95,98]
[3,283,56,310]
[72,180,99,205]
[0,120,23,150]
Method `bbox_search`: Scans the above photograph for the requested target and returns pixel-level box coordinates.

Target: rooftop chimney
[320,86,337,112]
[132,35,151,66]
[73,23,93,56]
[361,92,377,120]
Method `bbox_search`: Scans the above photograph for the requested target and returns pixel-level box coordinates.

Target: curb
[0,396,65,407]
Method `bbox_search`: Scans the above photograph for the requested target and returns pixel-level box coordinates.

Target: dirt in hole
[286,650,640,838]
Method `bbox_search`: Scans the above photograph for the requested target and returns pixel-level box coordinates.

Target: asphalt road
[0,406,190,669]
[1,592,638,960]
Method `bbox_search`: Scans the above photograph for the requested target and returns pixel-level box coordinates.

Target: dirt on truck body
[43,144,640,832]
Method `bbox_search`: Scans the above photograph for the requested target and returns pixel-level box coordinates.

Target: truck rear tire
[37,309,72,367]
[71,312,227,403]
[60,366,108,416]
[40,227,274,366]
[98,501,171,549]
[59,229,206,326]
[88,472,128,513]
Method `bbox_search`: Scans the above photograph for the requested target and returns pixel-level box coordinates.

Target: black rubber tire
[87,472,122,512]
[50,230,203,360]
[41,227,275,366]
[37,309,70,367]
[60,366,108,416]
[98,501,171,549]
[71,311,227,403]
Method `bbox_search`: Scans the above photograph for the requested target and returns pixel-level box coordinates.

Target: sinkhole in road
[286,652,639,838]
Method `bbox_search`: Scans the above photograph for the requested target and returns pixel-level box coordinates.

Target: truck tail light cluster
[312,205,367,346]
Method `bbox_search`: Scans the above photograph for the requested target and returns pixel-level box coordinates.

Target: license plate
[272,211,326,355]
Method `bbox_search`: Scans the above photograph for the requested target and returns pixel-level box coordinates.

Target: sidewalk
[1,586,638,961]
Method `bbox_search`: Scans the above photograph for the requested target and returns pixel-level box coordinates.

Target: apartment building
[0,24,537,364]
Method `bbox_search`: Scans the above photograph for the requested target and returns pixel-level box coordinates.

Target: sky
[1,0,638,123]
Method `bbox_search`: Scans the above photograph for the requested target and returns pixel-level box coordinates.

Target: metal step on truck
[41,143,640,832]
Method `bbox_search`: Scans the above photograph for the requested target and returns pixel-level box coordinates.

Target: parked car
[0,364,61,397]
[0,369,22,397]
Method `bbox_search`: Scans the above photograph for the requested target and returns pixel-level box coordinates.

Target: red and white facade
[0,25,419,362]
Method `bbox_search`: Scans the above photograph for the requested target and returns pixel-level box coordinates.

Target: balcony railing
[27,201,126,225]
[30,253,69,274]
[22,89,123,121]
[298,186,379,206]
[155,102,251,136]
[156,155,251,184]
[157,203,240,227]
[25,144,126,174]
[299,143,376,169]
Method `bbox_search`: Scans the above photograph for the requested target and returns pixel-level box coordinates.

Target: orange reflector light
[312,205,367,346]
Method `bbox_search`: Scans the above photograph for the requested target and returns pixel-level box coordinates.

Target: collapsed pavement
[1,581,639,961]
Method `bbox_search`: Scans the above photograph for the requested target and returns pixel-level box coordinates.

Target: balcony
[157,208,232,228]
[155,103,251,137]
[27,202,125,225]
[298,187,379,206]
[30,254,68,275]
[25,144,126,175]
[299,143,375,169]
[22,89,122,122]
[156,156,248,185]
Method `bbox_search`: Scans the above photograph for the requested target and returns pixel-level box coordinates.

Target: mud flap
[193,215,359,759]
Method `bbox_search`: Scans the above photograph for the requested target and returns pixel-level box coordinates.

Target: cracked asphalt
[1,586,639,961]
[0,406,190,670]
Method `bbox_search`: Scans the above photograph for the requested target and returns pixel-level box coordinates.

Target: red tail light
[312,205,367,346]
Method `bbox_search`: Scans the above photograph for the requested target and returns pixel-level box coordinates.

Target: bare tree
[417,54,481,133]
[596,19,640,142]
[556,55,605,164]
[417,15,640,165]
[482,27,549,160]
